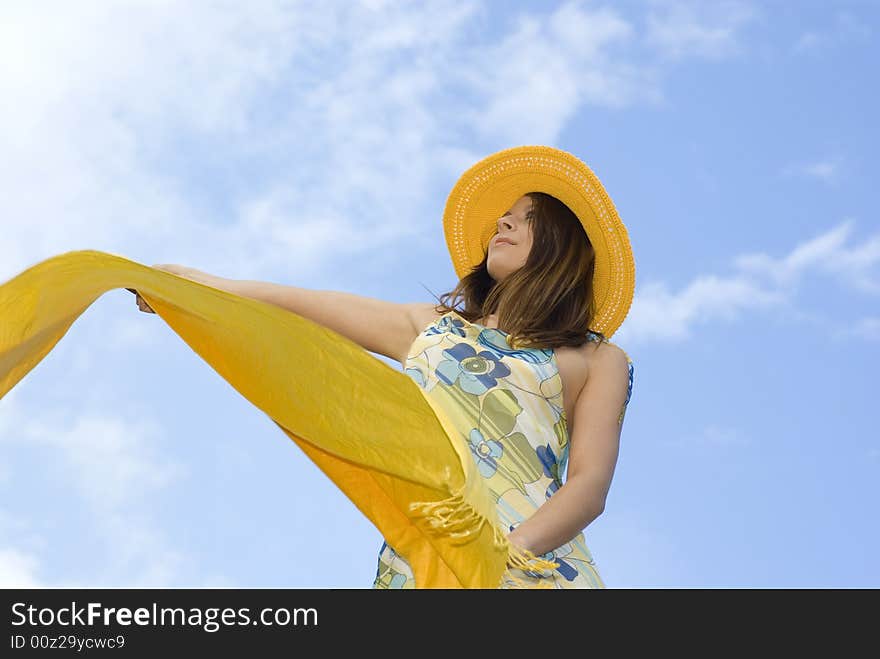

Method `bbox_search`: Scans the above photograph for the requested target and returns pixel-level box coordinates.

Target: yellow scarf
[0,250,558,587]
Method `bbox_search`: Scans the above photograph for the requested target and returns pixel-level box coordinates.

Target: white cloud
[846,317,880,342]
[0,0,763,290]
[0,389,199,586]
[0,1,491,281]
[0,1,302,278]
[793,10,873,54]
[662,423,752,449]
[464,2,653,143]
[619,220,879,343]
[802,160,843,183]
[734,220,880,295]
[645,0,760,61]
[781,155,846,184]
[623,273,783,342]
[0,548,43,588]
[104,309,164,351]
[25,412,184,511]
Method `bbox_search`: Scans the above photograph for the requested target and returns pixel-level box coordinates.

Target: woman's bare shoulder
[573,337,630,388]
[599,338,632,364]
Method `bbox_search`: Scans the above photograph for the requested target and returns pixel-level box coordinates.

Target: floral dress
[372,309,634,589]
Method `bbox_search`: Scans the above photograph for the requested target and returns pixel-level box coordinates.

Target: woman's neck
[478,312,500,329]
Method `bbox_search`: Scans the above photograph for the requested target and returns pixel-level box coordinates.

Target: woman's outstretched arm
[143,264,423,365]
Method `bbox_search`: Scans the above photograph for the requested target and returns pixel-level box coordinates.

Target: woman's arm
[146,264,423,365]
[507,343,632,556]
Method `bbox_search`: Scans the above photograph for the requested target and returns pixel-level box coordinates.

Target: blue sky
[0,0,876,588]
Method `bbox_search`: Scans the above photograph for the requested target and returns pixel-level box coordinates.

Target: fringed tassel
[493,523,559,590]
[409,489,488,546]
[504,543,560,572]
[409,490,561,589]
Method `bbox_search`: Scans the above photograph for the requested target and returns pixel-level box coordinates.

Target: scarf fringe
[409,489,560,589]
[498,525,560,590]
[408,490,486,546]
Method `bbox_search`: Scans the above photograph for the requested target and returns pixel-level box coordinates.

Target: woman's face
[487,195,534,282]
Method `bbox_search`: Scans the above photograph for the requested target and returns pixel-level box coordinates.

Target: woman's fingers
[139,295,155,313]
[129,289,155,313]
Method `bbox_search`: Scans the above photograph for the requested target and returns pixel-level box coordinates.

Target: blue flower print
[476,328,553,365]
[435,342,510,395]
[536,444,561,497]
[536,444,558,479]
[468,428,503,478]
[404,365,426,388]
[537,548,578,582]
[435,314,467,337]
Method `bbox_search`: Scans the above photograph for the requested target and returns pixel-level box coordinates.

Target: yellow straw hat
[442,144,635,338]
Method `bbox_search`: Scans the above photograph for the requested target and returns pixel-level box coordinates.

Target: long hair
[425,192,608,351]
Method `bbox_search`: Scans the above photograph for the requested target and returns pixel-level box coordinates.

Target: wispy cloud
[464,3,647,141]
[781,155,846,185]
[734,220,880,295]
[0,0,764,287]
[620,220,880,343]
[0,1,338,277]
[846,317,880,342]
[793,10,873,54]
[662,423,752,449]
[0,548,43,588]
[645,0,760,61]
[0,385,198,586]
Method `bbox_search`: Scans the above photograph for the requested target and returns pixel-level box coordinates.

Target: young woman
[135,145,636,588]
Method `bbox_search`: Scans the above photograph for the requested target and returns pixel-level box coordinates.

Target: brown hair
[425,192,608,351]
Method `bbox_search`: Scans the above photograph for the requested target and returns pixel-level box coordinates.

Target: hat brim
[442,145,635,338]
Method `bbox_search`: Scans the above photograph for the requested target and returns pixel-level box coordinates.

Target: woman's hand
[128,264,206,314]
[126,288,155,314]
[507,528,532,552]
[505,528,536,567]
